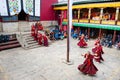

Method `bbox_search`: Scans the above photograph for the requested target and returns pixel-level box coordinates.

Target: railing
[63,18,120,26]
[117,21,120,25]
[16,33,28,49]
[79,19,89,23]
[90,20,100,24]
[101,20,115,25]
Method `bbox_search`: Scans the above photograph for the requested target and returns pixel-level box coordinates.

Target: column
[99,29,102,38]
[113,30,116,44]
[88,28,90,39]
[115,7,119,25]
[78,9,80,22]
[100,8,104,24]
[88,8,91,23]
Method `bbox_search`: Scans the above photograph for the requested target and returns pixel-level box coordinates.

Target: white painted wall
[40,21,58,28]
[1,21,58,33]
[2,22,18,33]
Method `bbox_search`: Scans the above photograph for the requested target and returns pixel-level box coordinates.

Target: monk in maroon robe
[34,23,38,41]
[78,51,98,75]
[31,24,35,37]
[37,33,43,45]
[92,43,104,63]
[43,35,48,47]
[94,37,100,45]
[38,22,43,30]
[77,34,87,47]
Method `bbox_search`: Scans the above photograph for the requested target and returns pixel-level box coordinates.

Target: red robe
[43,36,48,47]
[92,45,104,63]
[94,39,100,45]
[37,33,43,45]
[38,25,43,30]
[78,54,98,75]
[77,38,87,47]
[34,27,38,41]
[31,25,35,37]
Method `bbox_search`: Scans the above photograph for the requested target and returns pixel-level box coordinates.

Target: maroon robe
[37,33,43,45]
[43,36,48,47]
[77,38,87,47]
[92,45,104,63]
[38,25,43,30]
[34,27,38,41]
[94,39,100,45]
[31,25,35,37]
[78,53,98,75]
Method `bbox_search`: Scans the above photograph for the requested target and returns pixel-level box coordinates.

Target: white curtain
[0,0,8,16]
[23,0,33,15]
[35,0,40,16]
[8,0,21,16]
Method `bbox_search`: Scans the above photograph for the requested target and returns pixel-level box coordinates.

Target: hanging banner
[35,0,40,16]
[8,0,21,15]
[23,0,33,15]
[0,0,8,16]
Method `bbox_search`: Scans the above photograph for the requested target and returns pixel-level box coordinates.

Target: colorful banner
[23,0,33,15]
[8,0,21,15]
[0,0,8,16]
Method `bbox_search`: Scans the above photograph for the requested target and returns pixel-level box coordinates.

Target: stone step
[0,43,21,51]
[27,45,41,49]
[23,36,33,40]
[26,38,35,41]
[0,40,19,46]
[27,42,39,47]
[27,40,37,44]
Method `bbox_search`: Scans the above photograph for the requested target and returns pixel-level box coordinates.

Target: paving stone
[0,39,120,80]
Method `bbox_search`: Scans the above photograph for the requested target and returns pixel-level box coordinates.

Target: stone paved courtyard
[0,38,120,80]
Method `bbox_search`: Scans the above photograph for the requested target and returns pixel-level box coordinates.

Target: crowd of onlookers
[0,34,16,43]
[0,35,9,43]
[31,23,120,50]
[70,27,120,50]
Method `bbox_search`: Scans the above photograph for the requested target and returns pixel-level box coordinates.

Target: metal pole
[67,0,72,62]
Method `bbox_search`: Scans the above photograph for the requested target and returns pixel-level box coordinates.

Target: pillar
[88,28,90,39]
[100,8,104,24]
[99,29,102,38]
[88,8,91,23]
[78,9,80,22]
[115,7,119,25]
[113,30,116,44]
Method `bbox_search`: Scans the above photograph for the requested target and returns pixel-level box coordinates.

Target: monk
[34,22,38,41]
[37,33,43,45]
[94,37,100,45]
[92,43,104,63]
[77,34,87,47]
[38,22,43,30]
[43,35,48,47]
[31,24,35,37]
[78,51,98,75]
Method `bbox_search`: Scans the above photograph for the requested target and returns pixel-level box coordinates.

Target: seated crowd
[31,23,120,50]
[31,23,67,47]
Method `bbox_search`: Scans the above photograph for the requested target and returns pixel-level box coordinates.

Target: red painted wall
[40,0,58,21]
